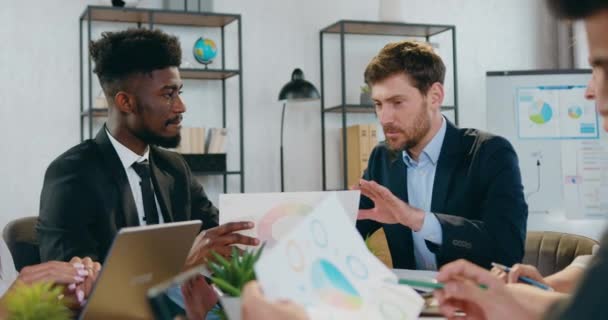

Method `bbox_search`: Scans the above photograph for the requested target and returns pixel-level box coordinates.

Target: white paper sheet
[219,191,360,249]
[254,194,424,319]
[562,140,608,218]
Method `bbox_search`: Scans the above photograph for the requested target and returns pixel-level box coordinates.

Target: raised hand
[356,179,424,231]
[185,221,259,269]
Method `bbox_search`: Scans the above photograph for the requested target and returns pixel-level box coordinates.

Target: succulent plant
[209,245,265,297]
[3,282,72,320]
[360,84,371,94]
[209,245,265,320]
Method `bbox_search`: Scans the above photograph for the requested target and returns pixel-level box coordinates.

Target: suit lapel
[388,152,408,203]
[431,121,462,213]
[94,127,140,227]
[149,149,174,222]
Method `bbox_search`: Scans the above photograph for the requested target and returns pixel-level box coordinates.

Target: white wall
[0,0,164,230]
[379,0,560,130]
[212,0,381,193]
[0,0,561,231]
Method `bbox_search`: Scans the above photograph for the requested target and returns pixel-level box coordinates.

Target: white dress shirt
[106,129,164,226]
[0,239,18,297]
[402,117,447,270]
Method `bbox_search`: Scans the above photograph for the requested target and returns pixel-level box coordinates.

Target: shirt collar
[105,127,150,170]
[403,116,447,168]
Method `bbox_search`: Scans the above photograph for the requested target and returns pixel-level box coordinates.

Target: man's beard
[137,129,182,149]
[383,104,431,152]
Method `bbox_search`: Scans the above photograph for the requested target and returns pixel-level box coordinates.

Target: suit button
[452,239,472,249]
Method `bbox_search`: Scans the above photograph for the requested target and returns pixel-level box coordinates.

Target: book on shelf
[206,128,228,154]
[175,127,206,154]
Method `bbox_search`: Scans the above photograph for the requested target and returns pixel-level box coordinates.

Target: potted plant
[209,245,265,320]
[2,282,72,320]
[360,84,373,106]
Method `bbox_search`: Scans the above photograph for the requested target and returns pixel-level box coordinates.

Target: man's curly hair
[364,41,445,95]
[90,28,182,97]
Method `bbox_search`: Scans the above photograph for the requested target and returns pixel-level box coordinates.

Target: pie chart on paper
[528,100,553,125]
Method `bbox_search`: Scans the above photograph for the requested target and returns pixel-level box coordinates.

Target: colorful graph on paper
[219,191,360,249]
[255,195,425,319]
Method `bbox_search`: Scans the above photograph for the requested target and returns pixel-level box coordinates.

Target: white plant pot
[219,296,242,320]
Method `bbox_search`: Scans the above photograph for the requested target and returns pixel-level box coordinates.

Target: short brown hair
[547,0,608,19]
[364,41,445,94]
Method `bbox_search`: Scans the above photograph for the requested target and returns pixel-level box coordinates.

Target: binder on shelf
[343,124,375,188]
[369,124,378,150]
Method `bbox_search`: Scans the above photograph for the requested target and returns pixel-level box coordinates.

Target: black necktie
[131,160,159,225]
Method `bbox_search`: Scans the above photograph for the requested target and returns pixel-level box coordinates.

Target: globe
[193,37,217,65]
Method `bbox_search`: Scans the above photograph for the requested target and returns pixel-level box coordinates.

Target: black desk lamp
[277,68,320,192]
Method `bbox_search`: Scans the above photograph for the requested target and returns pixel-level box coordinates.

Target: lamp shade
[278,68,320,101]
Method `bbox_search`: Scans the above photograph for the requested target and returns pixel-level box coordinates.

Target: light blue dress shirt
[402,117,447,270]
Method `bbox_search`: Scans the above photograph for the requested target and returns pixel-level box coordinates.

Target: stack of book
[175,127,227,154]
[343,124,378,188]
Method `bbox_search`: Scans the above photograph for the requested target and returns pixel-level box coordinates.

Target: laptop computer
[79,220,202,320]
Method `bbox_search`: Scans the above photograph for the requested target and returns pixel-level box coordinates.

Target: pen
[491,262,554,291]
[397,278,488,290]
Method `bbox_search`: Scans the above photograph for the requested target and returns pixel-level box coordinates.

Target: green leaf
[207,244,266,297]
[210,277,241,297]
[211,251,231,268]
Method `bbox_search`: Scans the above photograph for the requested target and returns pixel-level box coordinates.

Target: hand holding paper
[254,194,424,319]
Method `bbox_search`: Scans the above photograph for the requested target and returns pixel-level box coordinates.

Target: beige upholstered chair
[2,216,40,271]
[524,231,600,276]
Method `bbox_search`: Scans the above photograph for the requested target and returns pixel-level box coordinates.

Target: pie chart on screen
[528,100,553,125]
[568,105,583,119]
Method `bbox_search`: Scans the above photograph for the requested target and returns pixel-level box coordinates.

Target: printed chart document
[517,85,598,139]
[255,194,424,319]
[219,191,360,249]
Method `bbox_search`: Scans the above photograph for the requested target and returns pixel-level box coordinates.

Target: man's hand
[181,275,218,320]
[69,256,101,306]
[355,179,425,231]
[434,259,536,320]
[185,221,259,269]
[241,281,308,320]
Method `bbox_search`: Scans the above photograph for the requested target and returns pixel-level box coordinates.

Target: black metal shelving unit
[79,6,245,193]
[319,20,458,190]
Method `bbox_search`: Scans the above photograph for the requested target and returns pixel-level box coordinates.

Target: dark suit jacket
[357,121,528,269]
[543,231,608,319]
[37,128,219,263]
